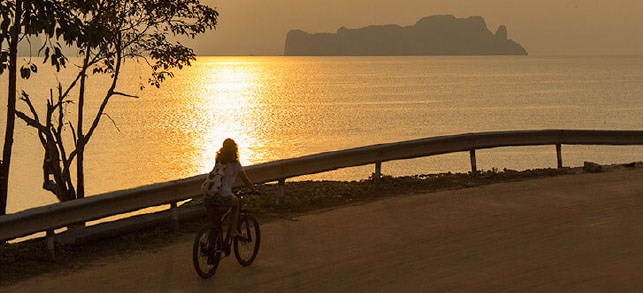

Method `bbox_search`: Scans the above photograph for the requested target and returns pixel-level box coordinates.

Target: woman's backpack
[201,163,226,197]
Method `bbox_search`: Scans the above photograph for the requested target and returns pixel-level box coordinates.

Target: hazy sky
[184,0,643,55]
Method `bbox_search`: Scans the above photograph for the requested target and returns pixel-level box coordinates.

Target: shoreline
[1,161,641,286]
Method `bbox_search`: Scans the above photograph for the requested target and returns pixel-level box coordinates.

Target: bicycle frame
[194,191,260,278]
[213,192,253,246]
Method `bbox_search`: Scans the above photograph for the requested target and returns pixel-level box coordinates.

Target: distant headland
[284,15,527,56]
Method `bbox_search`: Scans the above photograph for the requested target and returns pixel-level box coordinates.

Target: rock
[622,162,640,168]
[284,15,527,56]
[495,25,508,40]
[623,162,635,168]
[583,161,602,173]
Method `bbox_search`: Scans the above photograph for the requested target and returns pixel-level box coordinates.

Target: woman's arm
[240,169,258,193]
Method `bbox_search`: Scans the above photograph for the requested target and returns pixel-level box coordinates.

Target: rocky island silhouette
[284,15,527,56]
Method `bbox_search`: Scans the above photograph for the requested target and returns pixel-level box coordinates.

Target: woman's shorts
[203,194,236,210]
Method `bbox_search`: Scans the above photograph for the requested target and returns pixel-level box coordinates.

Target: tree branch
[59,73,82,101]
[63,122,78,175]
[15,110,46,132]
[17,94,49,148]
[56,88,63,135]
[52,89,70,178]
[68,121,78,147]
[65,150,77,175]
[20,91,41,124]
[102,113,121,132]
[112,91,139,98]
[84,33,123,143]
[15,110,48,150]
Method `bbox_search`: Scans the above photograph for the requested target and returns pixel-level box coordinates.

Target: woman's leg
[229,196,240,236]
[205,206,220,250]
[206,206,217,225]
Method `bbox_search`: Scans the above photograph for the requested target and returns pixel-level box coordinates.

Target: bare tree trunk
[76,48,91,200]
[0,0,22,216]
[16,93,78,204]
[76,143,84,199]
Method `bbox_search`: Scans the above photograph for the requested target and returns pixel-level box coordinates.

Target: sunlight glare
[194,57,266,172]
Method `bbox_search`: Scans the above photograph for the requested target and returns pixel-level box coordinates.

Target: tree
[15,0,218,204]
[0,0,78,215]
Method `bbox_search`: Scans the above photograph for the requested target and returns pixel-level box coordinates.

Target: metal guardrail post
[169,201,179,231]
[556,144,563,169]
[374,162,382,187]
[46,229,55,259]
[470,149,477,175]
[278,179,286,198]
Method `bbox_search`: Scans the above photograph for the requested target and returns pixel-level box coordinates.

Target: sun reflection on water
[189,57,267,172]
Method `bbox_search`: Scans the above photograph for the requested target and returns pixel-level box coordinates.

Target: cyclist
[205,138,258,239]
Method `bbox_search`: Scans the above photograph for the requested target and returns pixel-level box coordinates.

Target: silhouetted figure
[203,139,258,241]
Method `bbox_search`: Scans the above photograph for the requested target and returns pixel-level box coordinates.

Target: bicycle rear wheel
[193,224,222,279]
[234,214,261,266]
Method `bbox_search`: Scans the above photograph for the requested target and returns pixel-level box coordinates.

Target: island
[284,15,527,56]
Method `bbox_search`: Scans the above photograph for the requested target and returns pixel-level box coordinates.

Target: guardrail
[1,129,642,243]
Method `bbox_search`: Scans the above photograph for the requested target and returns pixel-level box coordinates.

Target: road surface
[5,169,643,292]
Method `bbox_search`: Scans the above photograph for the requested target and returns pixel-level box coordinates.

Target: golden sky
[187,0,643,55]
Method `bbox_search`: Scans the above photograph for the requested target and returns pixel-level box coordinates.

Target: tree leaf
[20,66,31,79]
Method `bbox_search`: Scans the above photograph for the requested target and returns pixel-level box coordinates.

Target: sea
[2,56,643,214]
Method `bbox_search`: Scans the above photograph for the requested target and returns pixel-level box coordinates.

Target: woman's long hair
[216,138,239,164]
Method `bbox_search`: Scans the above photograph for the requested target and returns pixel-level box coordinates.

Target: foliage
[68,0,218,87]
[14,0,218,202]
[0,0,79,77]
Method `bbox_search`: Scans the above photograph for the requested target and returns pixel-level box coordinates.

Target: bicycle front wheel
[234,214,261,266]
[193,224,222,279]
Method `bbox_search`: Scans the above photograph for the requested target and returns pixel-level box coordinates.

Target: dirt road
[5,169,643,292]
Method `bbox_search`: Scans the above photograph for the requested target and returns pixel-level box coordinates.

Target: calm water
[2,56,643,213]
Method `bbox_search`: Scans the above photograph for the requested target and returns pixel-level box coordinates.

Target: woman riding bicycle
[204,138,258,238]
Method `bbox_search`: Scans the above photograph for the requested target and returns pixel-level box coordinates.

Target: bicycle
[193,191,261,279]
